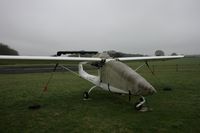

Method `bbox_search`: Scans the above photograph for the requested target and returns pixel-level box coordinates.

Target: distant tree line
[155,50,179,56]
[0,43,19,55]
[67,50,144,57]
[57,49,179,57]
[105,50,144,57]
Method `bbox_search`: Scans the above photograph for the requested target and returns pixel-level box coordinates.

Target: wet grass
[0,58,200,133]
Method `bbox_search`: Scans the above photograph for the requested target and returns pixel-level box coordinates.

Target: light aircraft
[0,51,184,111]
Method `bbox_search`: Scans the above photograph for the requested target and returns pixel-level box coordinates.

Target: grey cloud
[0,0,200,55]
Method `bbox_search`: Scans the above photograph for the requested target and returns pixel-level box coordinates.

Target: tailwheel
[83,91,89,100]
[83,86,97,100]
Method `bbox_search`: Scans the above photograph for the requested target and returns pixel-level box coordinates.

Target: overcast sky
[0,0,200,55]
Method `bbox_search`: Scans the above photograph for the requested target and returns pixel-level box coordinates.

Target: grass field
[0,57,200,133]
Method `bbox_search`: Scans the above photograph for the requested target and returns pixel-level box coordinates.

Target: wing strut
[59,65,79,76]
[135,61,154,74]
[145,61,155,75]
[135,63,146,72]
[43,63,59,92]
[145,61,170,90]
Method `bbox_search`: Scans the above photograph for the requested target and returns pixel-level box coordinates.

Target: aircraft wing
[116,55,184,62]
[0,55,102,62]
[0,55,184,63]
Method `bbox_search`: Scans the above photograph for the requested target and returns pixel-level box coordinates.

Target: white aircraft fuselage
[79,60,156,96]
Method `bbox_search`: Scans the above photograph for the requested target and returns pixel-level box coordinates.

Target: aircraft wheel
[83,91,89,99]
[134,102,142,110]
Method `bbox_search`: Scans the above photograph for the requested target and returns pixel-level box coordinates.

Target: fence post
[152,65,155,74]
[176,64,178,72]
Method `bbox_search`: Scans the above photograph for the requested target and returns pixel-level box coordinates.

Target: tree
[171,53,177,56]
[155,50,165,56]
[0,43,19,55]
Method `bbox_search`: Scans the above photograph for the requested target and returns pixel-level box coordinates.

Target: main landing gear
[134,96,150,112]
[83,86,97,100]
[135,96,145,110]
[83,91,89,99]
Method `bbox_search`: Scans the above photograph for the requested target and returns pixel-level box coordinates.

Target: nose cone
[149,86,157,94]
[138,82,157,95]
